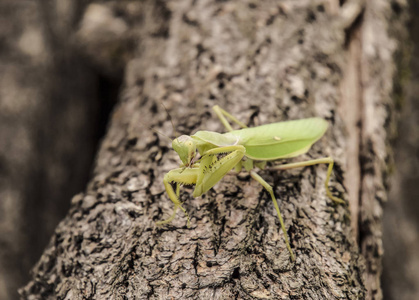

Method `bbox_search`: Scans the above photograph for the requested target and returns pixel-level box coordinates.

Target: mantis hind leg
[269,157,345,204]
[250,171,295,261]
[212,105,248,132]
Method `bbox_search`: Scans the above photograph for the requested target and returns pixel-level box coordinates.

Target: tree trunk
[19,0,409,299]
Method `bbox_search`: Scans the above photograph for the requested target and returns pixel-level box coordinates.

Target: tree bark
[19,0,409,299]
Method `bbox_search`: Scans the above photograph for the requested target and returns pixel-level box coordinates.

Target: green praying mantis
[156,105,345,261]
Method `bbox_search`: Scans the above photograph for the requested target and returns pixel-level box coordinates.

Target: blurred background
[381,0,419,298]
[0,1,122,298]
[0,1,417,299]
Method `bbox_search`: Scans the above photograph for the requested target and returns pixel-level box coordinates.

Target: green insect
[157,105,345,261]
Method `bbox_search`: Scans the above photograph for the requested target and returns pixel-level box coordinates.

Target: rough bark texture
[349,1,410,299]
[17,0,409,299]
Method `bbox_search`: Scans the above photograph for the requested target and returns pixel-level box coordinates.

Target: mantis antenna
[160,101,179,139]
[138,120,173,142]
[137,101,178,142]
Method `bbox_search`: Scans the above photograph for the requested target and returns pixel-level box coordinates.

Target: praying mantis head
[172,135,197,167]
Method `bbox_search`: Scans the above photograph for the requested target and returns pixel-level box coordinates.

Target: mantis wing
[229,118,329,160]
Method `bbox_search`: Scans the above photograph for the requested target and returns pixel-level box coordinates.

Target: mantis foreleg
[156,168,198,226]
[157,145,246,226]
[194,145,246,196]
[250,171,295,262]
[268,157,345,204]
